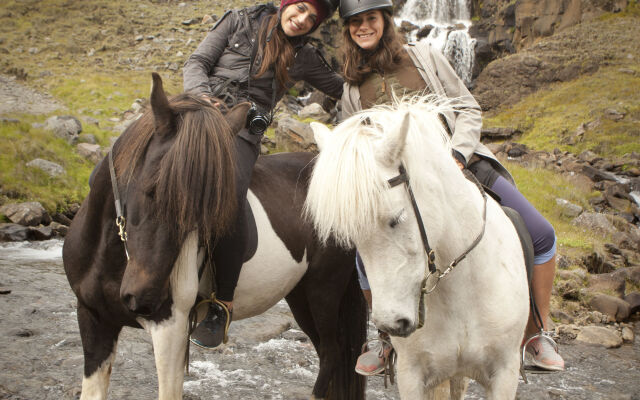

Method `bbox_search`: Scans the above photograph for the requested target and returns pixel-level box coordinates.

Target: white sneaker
[526,336,565,371]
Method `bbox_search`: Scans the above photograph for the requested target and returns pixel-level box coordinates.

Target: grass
[484,65,640,159]
[504,161,597,253]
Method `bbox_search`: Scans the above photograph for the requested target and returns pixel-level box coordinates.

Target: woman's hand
[454,157,465,170]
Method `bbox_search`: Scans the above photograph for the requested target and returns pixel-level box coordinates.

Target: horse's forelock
[114,94,236,244]
[154,97,236,242]
[305,94,456,247]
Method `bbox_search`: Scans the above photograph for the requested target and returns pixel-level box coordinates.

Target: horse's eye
[389,210,405,228]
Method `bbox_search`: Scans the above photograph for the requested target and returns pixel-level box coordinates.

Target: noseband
[387,164,488,328]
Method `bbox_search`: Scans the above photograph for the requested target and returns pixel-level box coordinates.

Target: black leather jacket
[183,4,343,113]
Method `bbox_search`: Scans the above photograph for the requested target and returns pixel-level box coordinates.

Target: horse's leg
[77,304,122,400]
[484,359,520,400]
[145,232,200,400]
[291,249,366,400]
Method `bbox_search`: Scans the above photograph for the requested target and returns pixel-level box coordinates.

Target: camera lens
[248,116,268,135]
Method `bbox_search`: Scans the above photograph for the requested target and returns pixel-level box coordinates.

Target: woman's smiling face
[348,10,385,51]
[280,2,318,37]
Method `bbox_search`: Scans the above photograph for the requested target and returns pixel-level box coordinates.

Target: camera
[246,103,271,135]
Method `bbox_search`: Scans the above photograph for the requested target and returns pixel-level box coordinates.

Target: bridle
[108,150,130,260]
[387,164,488,328]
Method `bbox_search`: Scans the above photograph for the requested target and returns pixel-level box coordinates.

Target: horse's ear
[225,102,252,134]
[150,73,174,135]
[310,122,332,152]
[379,112,410,166]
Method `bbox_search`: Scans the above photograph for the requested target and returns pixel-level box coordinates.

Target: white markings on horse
[80,347,117,400]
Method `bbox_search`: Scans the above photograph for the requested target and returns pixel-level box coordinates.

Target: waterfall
[396,0,475,87]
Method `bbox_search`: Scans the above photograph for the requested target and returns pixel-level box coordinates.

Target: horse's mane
[113,93,237,242]
[306,94,457,247]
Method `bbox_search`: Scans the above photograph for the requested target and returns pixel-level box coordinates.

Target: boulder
[588,293,631,322]
[45,115,82,144]
[29,225,53,241]
[49,221,69,237]
[576,326,623,348]
[298,103,331,124]
[621,326,634,343]
[623,292,640,314]
[587,272,626,297]
[481,127,520,139]
[556,198,583,218]
[0,202,51,226]
[26,158,65,177]
[77,143,103,164]
[0,223,30,241]
[581,251,615,274]
[572,213,617,237]
[274,117,317,153]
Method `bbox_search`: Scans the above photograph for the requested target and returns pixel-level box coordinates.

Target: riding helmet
[339,0,393,19]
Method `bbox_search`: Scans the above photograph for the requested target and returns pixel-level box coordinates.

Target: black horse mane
[114,93,237,242]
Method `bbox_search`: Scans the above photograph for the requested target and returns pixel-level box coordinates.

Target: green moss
[0,119,92,212]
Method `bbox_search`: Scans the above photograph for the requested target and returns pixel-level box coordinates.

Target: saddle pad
[502,206,534,285]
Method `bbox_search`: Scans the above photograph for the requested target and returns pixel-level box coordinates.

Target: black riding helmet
[339,0,393,19]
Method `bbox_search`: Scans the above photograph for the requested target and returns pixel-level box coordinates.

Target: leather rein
[387,164,488,328]
[108,150,130,260]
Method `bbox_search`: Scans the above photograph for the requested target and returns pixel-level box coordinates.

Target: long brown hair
[254,13,296,88]
[342,11,405,86]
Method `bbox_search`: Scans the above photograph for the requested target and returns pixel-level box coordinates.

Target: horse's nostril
[397,318,411,332]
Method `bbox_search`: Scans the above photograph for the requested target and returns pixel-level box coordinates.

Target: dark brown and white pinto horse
[63,74,366,400]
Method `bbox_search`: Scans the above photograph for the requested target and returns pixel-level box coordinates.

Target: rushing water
[396,0,475,86]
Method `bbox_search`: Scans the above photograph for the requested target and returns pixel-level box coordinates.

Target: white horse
[304,96,529,399]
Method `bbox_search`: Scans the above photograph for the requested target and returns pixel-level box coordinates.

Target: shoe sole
[355,366,386,376]
[189,337,222,350]
[529,357,565,372]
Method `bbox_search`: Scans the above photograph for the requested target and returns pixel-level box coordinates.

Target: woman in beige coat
[338,0,565,376]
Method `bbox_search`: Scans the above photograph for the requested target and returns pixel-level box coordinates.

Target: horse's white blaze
[305,95,529,399]
[232,190,308,319]
[139,231,199,400]
[80,346,117,400]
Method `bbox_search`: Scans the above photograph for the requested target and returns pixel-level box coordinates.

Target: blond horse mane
[305,94,458,248]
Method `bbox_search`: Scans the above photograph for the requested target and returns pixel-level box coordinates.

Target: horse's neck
[415,163,485,266]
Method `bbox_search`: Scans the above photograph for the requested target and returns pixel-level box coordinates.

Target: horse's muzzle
[376,317,415,338]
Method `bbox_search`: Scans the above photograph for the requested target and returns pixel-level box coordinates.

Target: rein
[387,164,488,328]
[108,150,130,260]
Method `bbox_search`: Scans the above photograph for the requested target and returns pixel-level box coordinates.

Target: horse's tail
[327,264,367,400]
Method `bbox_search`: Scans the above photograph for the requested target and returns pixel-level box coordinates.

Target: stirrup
[358,335,397,387]
[520,330,560,381]
[189,293,232,348]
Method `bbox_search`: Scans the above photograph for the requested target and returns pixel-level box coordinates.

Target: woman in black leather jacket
[184,0,342,349]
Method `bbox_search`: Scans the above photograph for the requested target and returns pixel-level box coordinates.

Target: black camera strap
[248,18,278,130]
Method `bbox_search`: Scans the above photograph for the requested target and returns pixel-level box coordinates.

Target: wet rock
[623,292,640,314]
[556,198,583,218]
[30,225,53,241]
[26,158,66,177]
[399,20,419,33]
[298,103,331,123]
[556,324,581,340]
[621,326,634,342]
[506,142,528,157]
[576,325,623,348]
[51,212,72,226]
[0,202,51,226]
[49,222,68,237]
[416,24,434,39]
[588,294,630,322]
[0,223,30,241]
